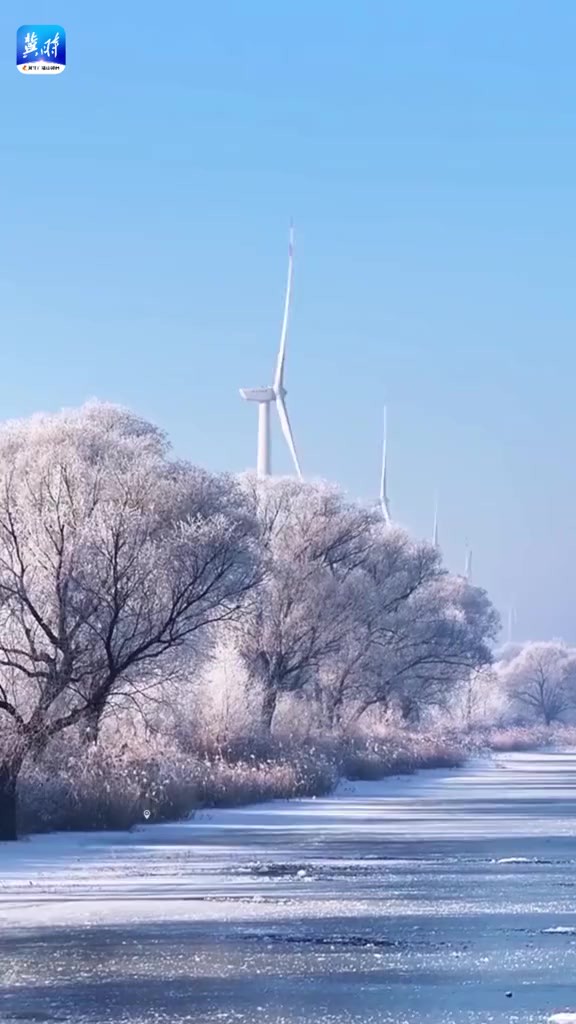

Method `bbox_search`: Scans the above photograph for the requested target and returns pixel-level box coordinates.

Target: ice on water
[2,751,576,1023]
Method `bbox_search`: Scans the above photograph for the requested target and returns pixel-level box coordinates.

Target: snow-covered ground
[2,752,576,1023]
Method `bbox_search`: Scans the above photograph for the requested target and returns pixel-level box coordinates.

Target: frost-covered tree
[343,538,499,723]
[391,575,499,722]
[235,477,377,732]
[500,641,576,725]
[0,403,259,839]
[441,666,508,731]
[180,636,264,754]
[234,478,499,733]
[316,527,439,725]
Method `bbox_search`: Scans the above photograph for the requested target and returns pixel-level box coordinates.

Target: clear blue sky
[2,2,576,642]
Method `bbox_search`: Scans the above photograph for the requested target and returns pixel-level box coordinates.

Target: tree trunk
[83,703,106,744]
[321,693,343,732]
[261,686,278,734]
[0,761,19,841]
[323,701,337,731]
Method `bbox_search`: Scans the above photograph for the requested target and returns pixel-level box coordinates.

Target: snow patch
[495,856,533,864]
[494,855,555,865]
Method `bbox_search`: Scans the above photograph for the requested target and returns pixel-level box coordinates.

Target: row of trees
[234,478,498,731]
[0,403,501,840]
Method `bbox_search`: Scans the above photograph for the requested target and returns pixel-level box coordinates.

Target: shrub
[16,733,339,834]
[341,728,469,780]
[480,724,576,753]
[21,717,573,837]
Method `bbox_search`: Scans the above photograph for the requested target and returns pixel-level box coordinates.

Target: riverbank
[17,723,576,838]
[17,727,470,835]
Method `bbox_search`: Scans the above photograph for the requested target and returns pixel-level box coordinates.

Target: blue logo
[17,25,66,74]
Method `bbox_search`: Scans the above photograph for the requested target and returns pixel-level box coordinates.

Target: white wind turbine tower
[239,227,302,479]
[379,406,392,524]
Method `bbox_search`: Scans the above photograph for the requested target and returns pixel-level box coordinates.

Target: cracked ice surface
[2,752,576,1022]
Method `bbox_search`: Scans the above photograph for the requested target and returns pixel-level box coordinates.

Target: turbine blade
[465,547,473,580]
[379,406,387,501]
[432,492,439,548]
[380,406,391,524]
[276,393,302,479]
[273,225,294,393]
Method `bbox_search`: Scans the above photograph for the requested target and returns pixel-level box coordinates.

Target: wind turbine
[379,406,392,524]
[464,542,473,581]
[240,227,302,479]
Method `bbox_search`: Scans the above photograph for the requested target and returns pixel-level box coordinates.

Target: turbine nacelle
[240,387,275,403]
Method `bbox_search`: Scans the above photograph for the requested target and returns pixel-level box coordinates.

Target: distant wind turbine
[240,227,302,479]
[465,543,473,581]
[379,406,392,525]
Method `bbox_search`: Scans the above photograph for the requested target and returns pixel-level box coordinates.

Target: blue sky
[2,2,576,642]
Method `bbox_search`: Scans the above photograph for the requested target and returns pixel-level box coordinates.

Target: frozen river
[2,752,576,1024]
